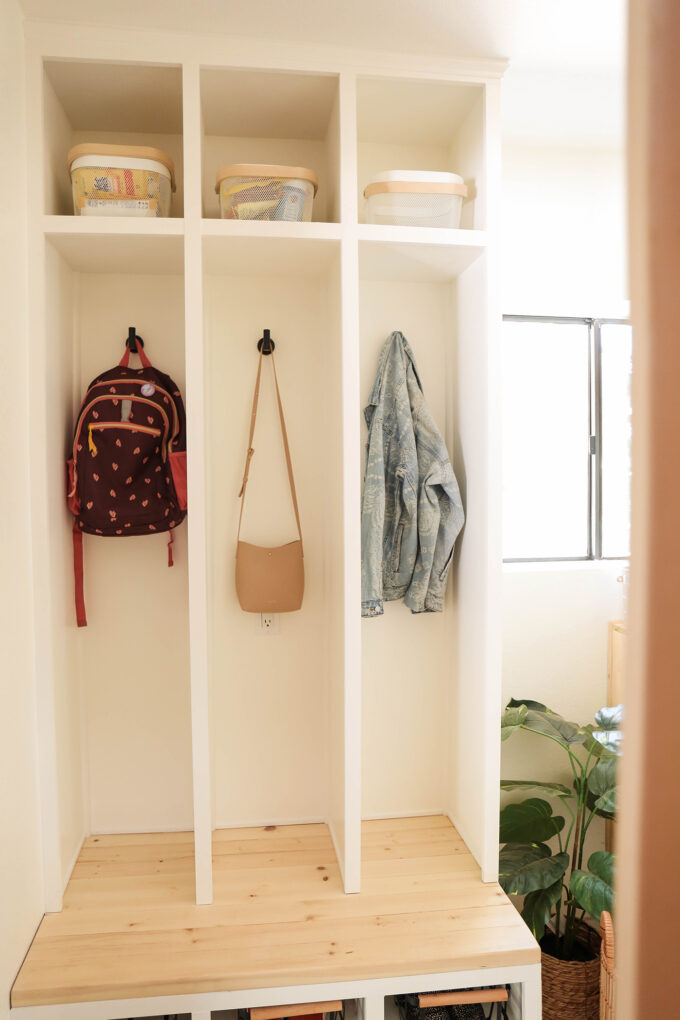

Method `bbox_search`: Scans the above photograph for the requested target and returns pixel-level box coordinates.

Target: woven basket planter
[541,922,601,1020]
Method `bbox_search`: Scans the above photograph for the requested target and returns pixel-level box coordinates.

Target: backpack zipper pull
[88,424,98,455]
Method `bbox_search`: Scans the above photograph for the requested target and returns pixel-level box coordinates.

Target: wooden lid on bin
[67,143,176,191]
[364,179,467,199]
[215,163,319,195]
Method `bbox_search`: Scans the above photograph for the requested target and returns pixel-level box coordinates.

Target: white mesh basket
[216,163,318,221]
[68,144,176,217]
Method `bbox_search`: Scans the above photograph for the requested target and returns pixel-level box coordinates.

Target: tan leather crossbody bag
[235,349,304,613]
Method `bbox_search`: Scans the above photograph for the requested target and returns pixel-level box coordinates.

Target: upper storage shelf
[43,60,184,217]
[357,77,486,229]
[200,68,340,222]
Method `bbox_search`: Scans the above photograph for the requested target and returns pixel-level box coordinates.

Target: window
[502,316,632,562]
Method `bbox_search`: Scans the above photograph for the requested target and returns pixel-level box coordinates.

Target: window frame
[502,313,631,564]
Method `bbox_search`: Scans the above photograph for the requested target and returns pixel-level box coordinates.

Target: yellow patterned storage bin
[67,144,176,217]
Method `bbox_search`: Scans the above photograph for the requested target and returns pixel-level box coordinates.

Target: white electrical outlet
[258,613,279,635]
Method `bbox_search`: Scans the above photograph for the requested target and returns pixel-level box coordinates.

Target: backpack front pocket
[76,423,178,533]
[87,421,161,455]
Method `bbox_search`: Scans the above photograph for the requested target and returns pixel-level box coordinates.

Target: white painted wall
[502,142,627,317]
[502,563,624,766]
[0,0,44,1016]
[500,73,627,826]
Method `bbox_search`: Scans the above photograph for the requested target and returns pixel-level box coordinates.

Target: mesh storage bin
[216,163,318,221]
[364,170,468,228]
[67,143,176,217]
[395,987,509,1020]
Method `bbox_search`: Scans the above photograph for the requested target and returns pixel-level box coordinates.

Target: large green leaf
[586,787,616,820]
[499,843,569,896]
[501,704,528,740]
[578,722,617,759]
[570,865,614,922]
[523,709,585,746]
[588,758,618,815]
[521,879,564,939]
[507,698,551,712]
[500,799,566,843]
[501,780,573,799]
[588,850,615,887]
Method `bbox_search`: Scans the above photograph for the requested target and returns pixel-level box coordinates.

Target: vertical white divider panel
[338,71,362,894]
[25,46,63,913]
[447,77,503,882]
[182,62,213,905]
[478,77,503,882]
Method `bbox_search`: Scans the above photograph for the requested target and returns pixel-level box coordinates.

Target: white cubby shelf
[16,20,541,1020]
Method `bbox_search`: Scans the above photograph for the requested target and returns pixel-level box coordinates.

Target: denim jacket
[361,331,464,617]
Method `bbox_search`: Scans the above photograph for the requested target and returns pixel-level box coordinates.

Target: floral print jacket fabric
[361,331,464,617]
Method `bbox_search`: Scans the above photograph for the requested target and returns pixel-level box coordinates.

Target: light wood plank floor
[12,816,538,1007]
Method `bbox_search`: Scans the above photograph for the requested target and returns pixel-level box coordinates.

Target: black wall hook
[126,326,144,353]
[257,329,275,355]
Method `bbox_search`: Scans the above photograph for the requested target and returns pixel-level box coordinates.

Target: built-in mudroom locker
[9,20,541,1020]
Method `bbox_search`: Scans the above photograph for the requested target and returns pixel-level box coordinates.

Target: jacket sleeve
[361,407,386,617]
[404,458,465,614]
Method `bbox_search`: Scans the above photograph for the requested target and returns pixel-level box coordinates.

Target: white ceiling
[21,0,626,75]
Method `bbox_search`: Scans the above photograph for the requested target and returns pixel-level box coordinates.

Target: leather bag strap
[238,349,302,548]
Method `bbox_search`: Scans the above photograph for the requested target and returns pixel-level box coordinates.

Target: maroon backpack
[66,335,187,627]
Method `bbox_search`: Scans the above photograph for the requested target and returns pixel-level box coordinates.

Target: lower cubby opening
[385,988,513,1020]
[115,1015,190,1020]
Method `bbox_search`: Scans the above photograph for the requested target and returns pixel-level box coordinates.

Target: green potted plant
[499,699,621,1020]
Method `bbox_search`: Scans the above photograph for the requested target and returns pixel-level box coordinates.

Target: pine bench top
[12,815,538,1007]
